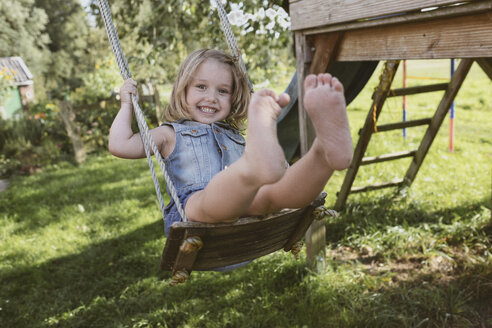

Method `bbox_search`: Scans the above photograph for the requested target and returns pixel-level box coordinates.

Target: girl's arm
[108,79,174,159]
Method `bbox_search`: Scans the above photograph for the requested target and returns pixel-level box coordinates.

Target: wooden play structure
[290,0,492,263]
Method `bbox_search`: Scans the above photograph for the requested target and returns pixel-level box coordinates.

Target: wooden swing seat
[160,193,327,279]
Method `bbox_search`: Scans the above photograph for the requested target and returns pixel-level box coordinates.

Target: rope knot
[180,236,203,253]
[313,206,339,220]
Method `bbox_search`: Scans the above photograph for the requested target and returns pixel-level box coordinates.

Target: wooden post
[335,61,400,210]
[295,31,344,269]
[295,32,323,269]
[403,59,473,186]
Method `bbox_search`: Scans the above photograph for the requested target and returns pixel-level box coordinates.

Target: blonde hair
[163,49,250,130]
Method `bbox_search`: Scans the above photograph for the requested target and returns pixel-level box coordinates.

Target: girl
[109,49,353,235]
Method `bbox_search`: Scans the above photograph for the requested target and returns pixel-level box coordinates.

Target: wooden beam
[336,12,492,60]
[335,61,400,211]
[388,83,449,97]
[301,1,492,35]
[290,0,466,31]
[403,59,473,186]
[309,32,344,74]
[295,32,326,269]
[476,58,492,80]
[295,32,316,155]
[361,150,417,165]
[350,178,405,194]
[373,118,432,133]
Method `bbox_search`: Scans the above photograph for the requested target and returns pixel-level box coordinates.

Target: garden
[0,1,491,327]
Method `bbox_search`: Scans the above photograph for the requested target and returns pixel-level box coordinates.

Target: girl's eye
[219,89,229,94]
[197,84,206,90]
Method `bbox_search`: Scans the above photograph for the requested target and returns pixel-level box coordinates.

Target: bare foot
[304,74,353,170]
[243,89,290,185]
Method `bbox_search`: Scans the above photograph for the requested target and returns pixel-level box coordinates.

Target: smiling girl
[109,49,353,236]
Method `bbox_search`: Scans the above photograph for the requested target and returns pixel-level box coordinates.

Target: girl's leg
[185,90,290,223]
[247,139,333,214]
[247,73,353,214]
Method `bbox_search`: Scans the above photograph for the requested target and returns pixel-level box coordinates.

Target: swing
[97,0,337,285]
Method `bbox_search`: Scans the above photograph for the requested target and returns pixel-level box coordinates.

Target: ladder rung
[361,150,417,165]
[358,118,432,135]
[350,179,404,194]
[388,83,449,97]
[376,118,432,132]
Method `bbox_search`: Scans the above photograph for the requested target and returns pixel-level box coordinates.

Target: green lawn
[0,60,491,327]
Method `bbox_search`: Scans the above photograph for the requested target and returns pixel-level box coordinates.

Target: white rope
[97,0,188,222]
[213,0,253,92]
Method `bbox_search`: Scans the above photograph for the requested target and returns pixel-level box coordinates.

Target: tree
[35,0,109,163]
[90,0,294,86]
[0,0,50,81]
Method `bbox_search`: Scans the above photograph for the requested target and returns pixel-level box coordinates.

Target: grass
[0,60,491,327]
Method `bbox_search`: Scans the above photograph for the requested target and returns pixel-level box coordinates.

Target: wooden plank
[404,58,473,186]
[372,118,432,133]
[301,1,492,35]
[309,33,344,74]
[161,196,326,271]
[388,83,449,97]
[197,230,292,259]
[175,210,303,238]
[361,150,417,165]
[350,178,405,193]
[335,61,400,211]
[193,215,302,251]
[295,32,316,155]
[476,58,492,80]
[290,0,467,31]
[336,12,492,60]
[295,32,326,269]
[305,219,326,268]
[172,234,202,274]
[160,228,186,270]
[284,207,316,251]
[194,239,288,269]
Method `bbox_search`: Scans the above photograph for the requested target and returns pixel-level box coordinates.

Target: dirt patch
[326,246,458,284]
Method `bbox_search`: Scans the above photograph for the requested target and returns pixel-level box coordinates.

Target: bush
[0,102,68,177]
[0,95,160,177]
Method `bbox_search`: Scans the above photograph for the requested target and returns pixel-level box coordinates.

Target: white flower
[265,8,277,19]
[228,10,245,26]
[257,8,265,19]
[277,7,289,19]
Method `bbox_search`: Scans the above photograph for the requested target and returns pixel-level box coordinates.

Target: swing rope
[213,0,254,92]
[97,0,188,222]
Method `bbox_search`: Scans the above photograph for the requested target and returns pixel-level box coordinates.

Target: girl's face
[186,59,233,125]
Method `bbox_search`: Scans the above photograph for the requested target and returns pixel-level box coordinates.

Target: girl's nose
[205,89,217,102]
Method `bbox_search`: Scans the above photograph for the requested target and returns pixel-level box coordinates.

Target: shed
[0,56,35,119]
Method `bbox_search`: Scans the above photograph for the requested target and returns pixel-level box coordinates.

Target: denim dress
[162,119,245,236]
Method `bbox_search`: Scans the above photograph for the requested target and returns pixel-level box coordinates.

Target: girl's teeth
[200,107,216,113]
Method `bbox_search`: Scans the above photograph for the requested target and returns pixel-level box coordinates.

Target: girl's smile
[186,59,233,124]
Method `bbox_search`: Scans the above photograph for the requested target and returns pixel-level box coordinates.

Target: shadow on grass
[1,219,167,326]
[0,215,315,327]
[326,193,491,245]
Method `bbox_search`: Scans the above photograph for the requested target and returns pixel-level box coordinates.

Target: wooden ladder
[334,59,474,211]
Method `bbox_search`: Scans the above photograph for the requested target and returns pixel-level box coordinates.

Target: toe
[331,77,344,92]
[319,73,332,85]
[277,93,290,107]
[304,74,318,90]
